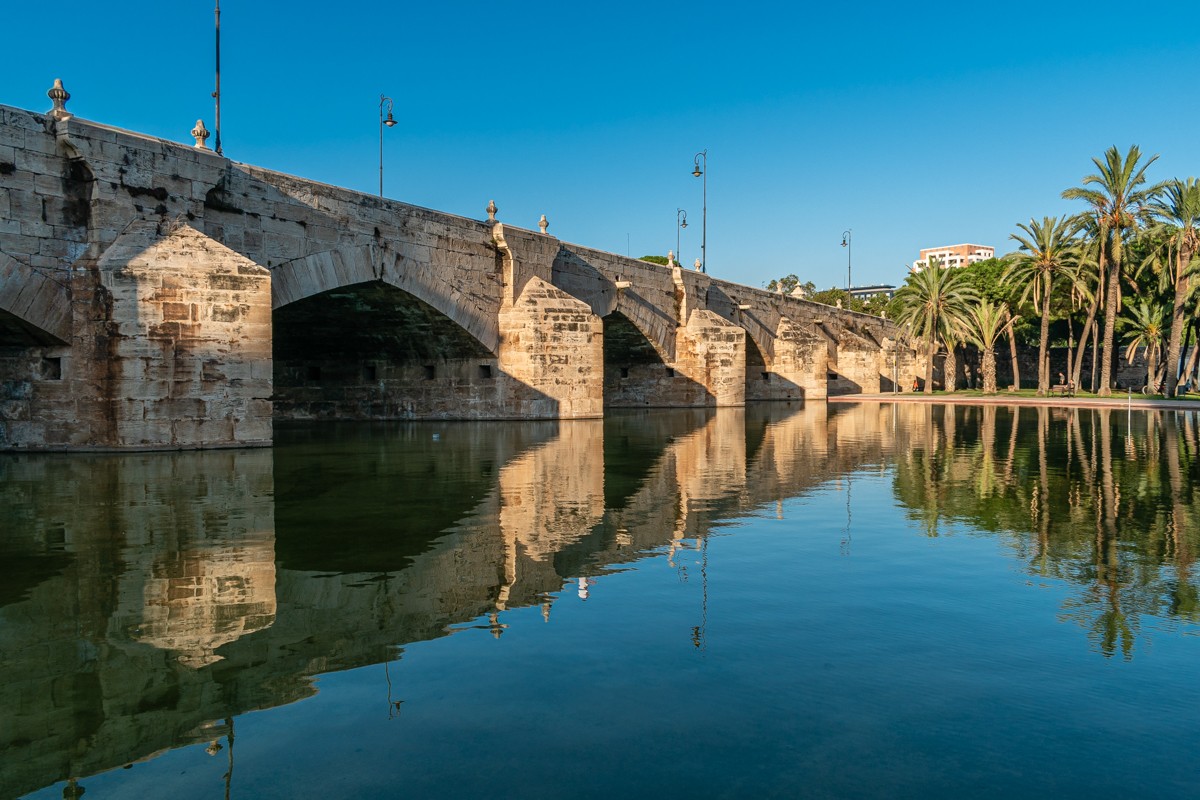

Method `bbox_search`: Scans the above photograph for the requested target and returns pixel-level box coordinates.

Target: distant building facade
[913,243,994,271]
[848,285,896,301]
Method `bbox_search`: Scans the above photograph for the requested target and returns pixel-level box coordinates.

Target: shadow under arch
[273,280,500,420]
[603,310,707,408]
[270,243,499,353]
[0,252,71,346]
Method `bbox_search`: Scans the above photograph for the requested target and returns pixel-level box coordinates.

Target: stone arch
[610,293,677,363]
[271,244,500,353]
[603,309,668,368]
[744,331,773,393]
[0,252,71,345]
[602,309,683,407]
[272,279,502,420]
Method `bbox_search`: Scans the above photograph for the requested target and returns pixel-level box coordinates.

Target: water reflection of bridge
[0,402,904,797]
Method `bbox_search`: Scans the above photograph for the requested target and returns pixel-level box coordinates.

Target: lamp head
[681,219,688,229]
[841,236,848,247]
[692,165,703,177]
[384,111,398,128]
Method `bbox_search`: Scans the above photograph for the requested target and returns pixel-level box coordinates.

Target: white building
[912,244,994,271]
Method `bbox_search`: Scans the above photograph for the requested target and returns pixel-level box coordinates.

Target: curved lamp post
[676,208,688,264]
[841,229,852,293]
[379,94,398,197]
[692,150,707,273]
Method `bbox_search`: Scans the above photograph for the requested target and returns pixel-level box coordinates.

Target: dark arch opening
[0,308,63,347]
[744,332,803,401]
[273,280,497,420]
[744,334,771,400]
[603,311,674,408]
[603,312,665,369]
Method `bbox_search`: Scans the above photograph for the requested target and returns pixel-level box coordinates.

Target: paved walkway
[829,392,1200,412]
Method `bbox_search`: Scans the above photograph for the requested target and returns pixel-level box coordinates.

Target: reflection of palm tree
[1163,415,1199,619]
[974,405,1001,501]
[1034,407,1051,567]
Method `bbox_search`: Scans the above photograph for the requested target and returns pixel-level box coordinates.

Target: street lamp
[213,1,223,155]
[692,150,707,273]
[841,229,852,293]
[676,208,688,264]
[379,94,398,198]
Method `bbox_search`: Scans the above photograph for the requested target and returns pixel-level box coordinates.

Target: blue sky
[5,1,1199,290]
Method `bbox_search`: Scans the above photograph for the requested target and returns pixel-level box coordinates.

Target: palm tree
[1065,226,1105,390]
[1145,178,1200,397]
[892,258,979,394]
[944,333,960,392]
[1062,145,1164,395]
[1003,216,1082,394]
[961,301,1010,393]
[1123,300,1168,392]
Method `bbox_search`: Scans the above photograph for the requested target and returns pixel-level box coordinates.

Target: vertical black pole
[214,1,222,155]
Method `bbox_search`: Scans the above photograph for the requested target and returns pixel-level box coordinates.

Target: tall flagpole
[213,1,223,155]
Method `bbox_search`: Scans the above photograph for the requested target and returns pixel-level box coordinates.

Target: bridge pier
[2,220,273,450]
[497,277,603,418]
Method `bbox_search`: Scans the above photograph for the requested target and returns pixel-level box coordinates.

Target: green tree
[961,301,1011,393]
[892,258,979,394]
[639,254,670,266]
[1145,178,1200,397]
[862,293,890,317]
[958,257,1015,305]
[765,274,802,294]
[1062,146,1164,395]
[809,287,858,310]
[1004,215,1082,394]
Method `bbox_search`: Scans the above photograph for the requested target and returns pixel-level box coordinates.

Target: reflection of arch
[0,252,71,345]
[271,245,499,353]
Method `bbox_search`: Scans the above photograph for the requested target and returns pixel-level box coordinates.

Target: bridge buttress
[673,310,746,407]
[497,276,604,419]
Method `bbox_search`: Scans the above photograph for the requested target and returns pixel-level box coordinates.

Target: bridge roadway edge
[0,102,917,450]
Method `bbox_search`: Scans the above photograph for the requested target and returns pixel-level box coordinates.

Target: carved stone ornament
[486,200,498,222]
[191,120,211,150]
[47,78,71,121]
[538,214,549,234]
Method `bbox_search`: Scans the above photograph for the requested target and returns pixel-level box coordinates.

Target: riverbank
[830,390,1200,412]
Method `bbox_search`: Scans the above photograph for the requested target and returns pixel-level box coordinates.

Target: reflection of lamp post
[690,535,708,650]
[692,151,707,273]
[379,94,398,198]
[841,229,852,293]
[676,208,688,264]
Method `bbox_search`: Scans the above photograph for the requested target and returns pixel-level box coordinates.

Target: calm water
[3,402,1200,799]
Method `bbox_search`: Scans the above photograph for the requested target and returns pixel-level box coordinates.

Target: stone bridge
[0,92,921,450]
